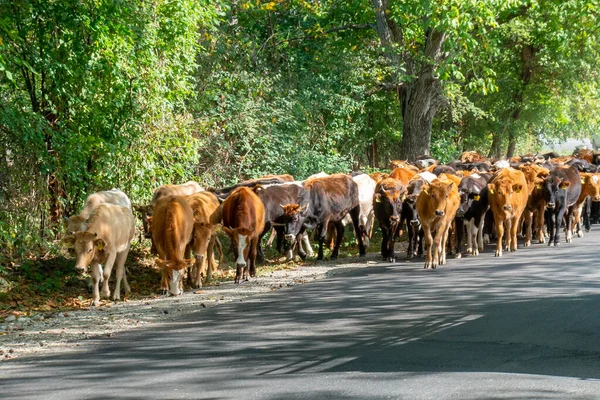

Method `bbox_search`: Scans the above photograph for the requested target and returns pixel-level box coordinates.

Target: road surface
[2,231,600,399]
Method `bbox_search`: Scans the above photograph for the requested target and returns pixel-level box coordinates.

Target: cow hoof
[455,253,462,259]
[473,249,479,256]
[577,231,584,237]
[466,248,472,254]
[388,257,396,263]
[90,299,100,307]
[495,250,502,257]
[524,241,531,247]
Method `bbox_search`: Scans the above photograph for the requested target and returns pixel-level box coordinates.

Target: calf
[487,168,528,256]
[542,166,582,246]
[222,187,265,283]
[66,189,131,233]
[152,196,195,295]
[373,178,406,262]
[416,176,460,269]
[63,204,135,306]
[184,191,222,288]
[280,174,366,260]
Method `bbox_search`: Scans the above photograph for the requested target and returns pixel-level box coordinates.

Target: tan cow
[487,168,528,256]
[390,167,417,186]
[152,196,195,296]
[63,204,135,306]
[416,176,460,269]
[66,189,131,233]
[184,191,223,288]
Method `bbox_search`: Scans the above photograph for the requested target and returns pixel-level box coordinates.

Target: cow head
[280,204,308,242]
[222,226,254,283]
[584,173,600,202]
[542,175,569,210]
[63,232,106,273]
[156,258,194,296]
[374,179,406,227]
[488,180,523,213]
[421,181,454,217]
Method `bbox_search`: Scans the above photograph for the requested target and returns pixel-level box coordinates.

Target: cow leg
[547,210,556,246]
[257,222,271,263]
[349,205,366,257]
[423,225,434,269]
[388,225,397,263]
[466,218,474,254]
[301,232,314,257]
[380,224,390,260]
[455,217,464,259]
[112,248,130,301]
[325,222,336,251]
[101,251,117,299]
[494,217,504,257]
[90,261,102,306]
[565,206,574,244]
[331,220,345,260]
[266,226,277,248]
[248,237,259,278]
[585,197,592,232]
[476,215,485,254]
[524,210,533,247]
[509,217,519,252]
[205,235,217,282]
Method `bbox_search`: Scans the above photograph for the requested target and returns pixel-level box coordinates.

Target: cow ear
[487,183,495,195]
[374,193,382,203]
[446,182,454,191]
[63,235,75,248]
[512,184,523,193]
[222,226,233,236]
[560,181,571,189]
[94,238,106,251]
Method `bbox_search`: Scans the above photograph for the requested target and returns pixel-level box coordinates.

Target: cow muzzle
[410,220,420,227]
[284,234,295,242]
[435,210,445,217]
[547,202,555,209]
[389,215,400,222]
[594,196,600,202]
[503,205,512,211]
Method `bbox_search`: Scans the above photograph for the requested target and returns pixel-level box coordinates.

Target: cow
[66,189,131,233]
[212,174,294,201]
[487,168,528,256]
[455,173,490,257]
[399,172,435,259]
[389,160,419,173]
[134,181,204,243]
[253,183,313,261]
[373,178,406,262]
[63,204,135,306]
[280,174,366,260]
[518,164,550,246]
[369,171,389,184]
[416,176,460,268]
[221,187,265,284]
[540,166,582,246]
[572,173,600,237]
[460,151,483,163]
[184,191,222,288]
[390,167,417,186]
[151,196,195,295]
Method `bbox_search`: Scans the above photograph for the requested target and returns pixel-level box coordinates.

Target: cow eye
[88,249,92,253]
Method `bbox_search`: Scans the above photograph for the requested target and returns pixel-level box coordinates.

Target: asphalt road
[3,231,600,399]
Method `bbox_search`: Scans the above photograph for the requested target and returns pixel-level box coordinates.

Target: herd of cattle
[62,149,600,306]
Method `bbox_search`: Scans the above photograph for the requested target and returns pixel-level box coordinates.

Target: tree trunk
[488,131,504,159]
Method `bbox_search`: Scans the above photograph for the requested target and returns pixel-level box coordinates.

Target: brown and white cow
[221,187,265,284]
[151,196,195,295]
[184,191,222,288]
[487,167,528,256]
[66,189,131,233]
[416,176,460,269]
[63,204,135,306]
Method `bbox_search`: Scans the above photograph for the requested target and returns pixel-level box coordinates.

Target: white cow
[66,189,131,233]
[64,204,135,306]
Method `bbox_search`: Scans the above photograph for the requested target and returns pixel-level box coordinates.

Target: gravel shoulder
[0,253,383,361]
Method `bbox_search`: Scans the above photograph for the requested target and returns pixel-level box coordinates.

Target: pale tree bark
[372,0,448,160]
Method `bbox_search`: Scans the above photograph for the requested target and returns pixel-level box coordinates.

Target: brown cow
[184,191,223,288]
[518,164,550,246]
[487,168,528,256]
[370,172,389,184]
[572,172,600,237]
[389,160,419,172]
[390,167,417,186]
[221,187,265,284]
[134,181,203,241]
[63,204,135,306]
[460,151,482,163]
[152,196,195,295]
[416,176,460,269]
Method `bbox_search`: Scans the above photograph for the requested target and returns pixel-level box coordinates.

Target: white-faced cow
[542,166,582,246]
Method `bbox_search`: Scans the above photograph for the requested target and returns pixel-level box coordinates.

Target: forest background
[0,0,599,263]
